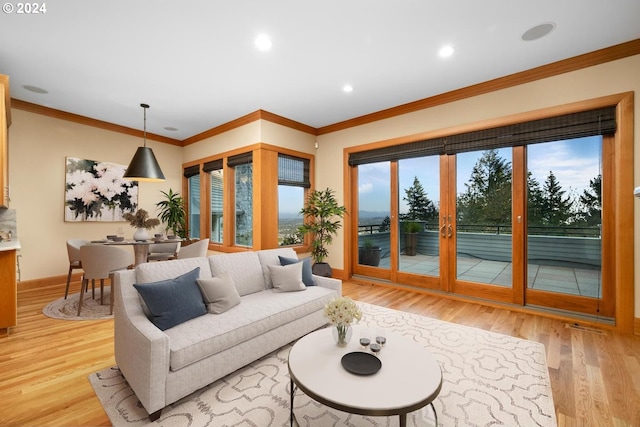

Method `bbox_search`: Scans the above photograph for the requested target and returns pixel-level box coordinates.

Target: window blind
[227,152,253,167]
[183,165,200,178]
[349,106,616,164]
[203,159,223,172]
[278,154,310,188]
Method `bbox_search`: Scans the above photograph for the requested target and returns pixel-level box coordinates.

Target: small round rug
[43,288,113,320]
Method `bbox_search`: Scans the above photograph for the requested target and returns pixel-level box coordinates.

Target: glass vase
[332,324,352,347]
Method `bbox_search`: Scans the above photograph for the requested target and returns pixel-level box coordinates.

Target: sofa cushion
[208,252,265,296]
[268,262,306,292]
[256,248,297,288]
[135,257,212,283]
[279,255,315,286]
[197,272,241,314]
[133,267,207,331]
[164,285,337,371]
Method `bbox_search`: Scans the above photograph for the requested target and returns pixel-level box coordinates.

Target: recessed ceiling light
[255,34,272,51]
[23,85,48,94]
[522,23,556,41]
[342,84,354,93]
[163,127,178,132]
[438,45,454,58]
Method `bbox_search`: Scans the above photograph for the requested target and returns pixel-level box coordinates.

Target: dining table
[93,238,181,266]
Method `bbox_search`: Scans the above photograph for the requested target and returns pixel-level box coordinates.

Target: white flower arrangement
[324,296,362,327]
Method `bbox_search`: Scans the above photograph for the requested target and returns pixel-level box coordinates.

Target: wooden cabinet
[0,249,17,334]
[0,74,9,208]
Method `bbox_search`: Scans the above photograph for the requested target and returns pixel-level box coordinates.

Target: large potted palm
[297,188,346,277]
[155,189,187,239]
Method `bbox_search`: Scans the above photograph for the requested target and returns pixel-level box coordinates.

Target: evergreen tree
[527,171,545,226]
[541,171,572,225]
[576,174,602,226]
[403,176,438,222]
[457,149,512,225]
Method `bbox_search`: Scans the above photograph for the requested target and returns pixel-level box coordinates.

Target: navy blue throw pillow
[278,256,315,286]
[133,267,207,330]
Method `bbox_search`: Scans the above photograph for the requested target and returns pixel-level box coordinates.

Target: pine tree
[527,171,545,226]
[541,171,572,226]
[576,174,602,226]
[457,149,512,225]
[403,176,437,222]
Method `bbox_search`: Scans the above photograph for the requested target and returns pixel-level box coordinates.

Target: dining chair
[177,238,209,259]
[78,245,133,316]
[65,239,90,299]
[147,241,181,261]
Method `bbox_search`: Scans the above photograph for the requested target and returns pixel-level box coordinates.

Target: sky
[357,135,602,215]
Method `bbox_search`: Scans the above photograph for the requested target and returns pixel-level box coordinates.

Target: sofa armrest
[313,274,342,295]
[113,269,171,414]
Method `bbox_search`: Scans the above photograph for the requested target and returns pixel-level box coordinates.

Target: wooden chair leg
[65,266,73,299]
[99,279,105,304]
[77,278,87,316]
[109,273,115,315]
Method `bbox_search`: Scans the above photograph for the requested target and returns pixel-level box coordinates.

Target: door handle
[440,223,447,238]
[447,224,453,238]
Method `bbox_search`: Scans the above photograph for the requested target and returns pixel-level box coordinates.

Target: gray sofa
[113,247,341,419]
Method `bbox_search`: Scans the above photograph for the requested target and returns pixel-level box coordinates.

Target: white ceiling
[1,0,639,140]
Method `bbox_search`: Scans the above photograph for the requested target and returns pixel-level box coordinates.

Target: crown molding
[10,99,182,146]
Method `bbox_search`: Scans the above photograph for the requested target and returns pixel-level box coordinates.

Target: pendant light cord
[141,103,149,148]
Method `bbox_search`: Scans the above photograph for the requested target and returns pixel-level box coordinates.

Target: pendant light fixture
[123,103,166,182]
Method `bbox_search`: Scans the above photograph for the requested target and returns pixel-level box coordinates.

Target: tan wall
[8,110,183,281]
[316,54,640,317]
[182,119,316,162]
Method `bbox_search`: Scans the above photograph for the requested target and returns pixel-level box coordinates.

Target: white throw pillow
[267,262,306,292]
[196,271,241,314]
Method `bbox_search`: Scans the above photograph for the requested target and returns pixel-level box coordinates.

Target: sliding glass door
[349,105,618,319]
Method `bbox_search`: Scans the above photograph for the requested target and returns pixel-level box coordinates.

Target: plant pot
[358,247,382,266]
[404,233,418,256]
[312,262,332,277]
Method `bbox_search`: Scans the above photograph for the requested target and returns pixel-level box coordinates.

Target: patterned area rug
[89,303,556,426]
[42,288,113,320]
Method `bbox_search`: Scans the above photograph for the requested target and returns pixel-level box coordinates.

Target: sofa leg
[149,410,162,422]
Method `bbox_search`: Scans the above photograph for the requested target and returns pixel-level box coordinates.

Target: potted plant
[358,238,382,266]
[297,188,346,277]
[403,221,422,256]
[123,209,160,241]
[156,189,187,239]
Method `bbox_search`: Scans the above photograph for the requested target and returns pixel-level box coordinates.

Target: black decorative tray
[341,352,382,375]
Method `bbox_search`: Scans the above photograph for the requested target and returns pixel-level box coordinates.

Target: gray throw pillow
[268,262,306,292]
[133,267,207,331]
[278,255,315,286]
[197,271,241,314]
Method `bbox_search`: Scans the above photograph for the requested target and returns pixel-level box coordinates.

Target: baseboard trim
[18,273,83,290]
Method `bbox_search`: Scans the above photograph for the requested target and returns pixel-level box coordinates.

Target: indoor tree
[297,188,346,277]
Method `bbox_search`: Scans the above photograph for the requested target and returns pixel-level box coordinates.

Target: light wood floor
[1,279,639,426]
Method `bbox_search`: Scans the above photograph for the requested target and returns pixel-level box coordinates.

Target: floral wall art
[64,157,138,222]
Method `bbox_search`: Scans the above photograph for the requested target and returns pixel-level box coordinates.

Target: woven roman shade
[444,107,616,154]
[349,106,616,164]
[278,154,310,188]
[227,152,252,167]
[183,165,200,178]
[202,159,223,172]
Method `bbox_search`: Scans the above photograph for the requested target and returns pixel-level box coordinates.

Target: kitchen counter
[0,239,20,251]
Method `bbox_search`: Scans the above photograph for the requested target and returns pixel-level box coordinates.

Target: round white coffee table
[288,326,442,426]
